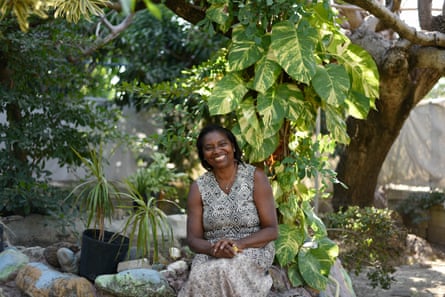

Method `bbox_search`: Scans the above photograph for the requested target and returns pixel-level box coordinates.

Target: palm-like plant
[67,143,120,241]
[120,183,177,263]
[120,152,185,263]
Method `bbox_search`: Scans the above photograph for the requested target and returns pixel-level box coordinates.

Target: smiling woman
[178,124,279,297]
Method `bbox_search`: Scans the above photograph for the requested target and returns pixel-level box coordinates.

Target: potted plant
[67,143,129,281]
[120,152,186,263]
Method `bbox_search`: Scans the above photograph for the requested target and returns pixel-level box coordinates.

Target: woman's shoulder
[196,170,214,188]
[240,163,265,176]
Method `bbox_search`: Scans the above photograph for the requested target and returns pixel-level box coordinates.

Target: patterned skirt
[178,253,273,297]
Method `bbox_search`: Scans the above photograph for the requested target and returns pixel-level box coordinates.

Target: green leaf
[258,83,315,134]
[208,73,248,115]
[228,26,264,71]
[237,97,261,146]
[324,105,349,144]
[275,224,303,266]
[271,20,317,84]
[206,2,232,33]
[257,87,286,129]
[302,201,327,237]
[285,84,315,130]
[246,133,279,163]
[346,90,372,119]
[304,238,338,278]
[278,197,304,226]
[341,44,379,100]
[253,49,282,93]
[313,64,350,106]
[144,0,162,20]
[287,262,305,287]
[298,248,329,290]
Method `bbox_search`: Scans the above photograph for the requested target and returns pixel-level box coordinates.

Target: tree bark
[418,0,432,30]
[333,26,444,209]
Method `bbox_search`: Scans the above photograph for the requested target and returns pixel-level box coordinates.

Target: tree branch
[153,0,206,25]
[345,0,445,47]
[81,13,135,56]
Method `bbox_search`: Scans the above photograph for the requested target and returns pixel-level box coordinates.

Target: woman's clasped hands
[211,239,242,258]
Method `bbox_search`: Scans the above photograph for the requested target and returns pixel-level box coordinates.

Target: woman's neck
[214,162,238,191]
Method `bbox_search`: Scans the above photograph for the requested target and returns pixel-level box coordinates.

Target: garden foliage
[324,206,407,289]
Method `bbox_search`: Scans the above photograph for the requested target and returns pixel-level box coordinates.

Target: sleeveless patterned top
[194,163,275,269]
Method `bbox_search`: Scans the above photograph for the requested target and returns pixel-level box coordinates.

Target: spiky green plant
[119,182,179,263]
[67,143,120,242]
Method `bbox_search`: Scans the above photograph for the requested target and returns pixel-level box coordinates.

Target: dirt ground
[0,235,444,297]
[351,260,445,297]
[350,237,445,297]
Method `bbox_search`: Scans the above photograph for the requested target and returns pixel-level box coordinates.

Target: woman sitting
[178,124,278,297]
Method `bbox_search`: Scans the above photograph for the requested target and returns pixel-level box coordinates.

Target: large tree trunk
[332,28,444,209]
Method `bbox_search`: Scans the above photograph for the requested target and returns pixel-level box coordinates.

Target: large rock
[3,215,81,246]
[15,262,95,297]
[267,259,357,297]
[167,214,187,245]
[0,248,29,281]
[323,259,356,297]
[95,268,175,297]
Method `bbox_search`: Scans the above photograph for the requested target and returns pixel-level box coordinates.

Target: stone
[57,247,80,274]
[321,259,356,297]
[44,242,80,268]
[51,276,96,297]
[168,247,182,260]
[20,246,46,263]
[117,258,151,272]
[166,260,188,275]
[269,266,290,293]
[0,248,29,281]
[15,262,96,297]
[166,214,187,245]
[95,268,176,297]
[3,214,81,246]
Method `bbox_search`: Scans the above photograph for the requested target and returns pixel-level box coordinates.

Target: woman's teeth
[215,155,225,161]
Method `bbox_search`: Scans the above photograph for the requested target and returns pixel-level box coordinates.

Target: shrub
[324,206,407,289]
[0,181,72,217]
[396,191,445,226]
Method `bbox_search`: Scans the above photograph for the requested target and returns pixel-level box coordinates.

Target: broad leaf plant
[200,0,379,291]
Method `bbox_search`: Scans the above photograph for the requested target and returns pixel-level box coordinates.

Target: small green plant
[67,143,121,242]
[120,182,179,263]
[127,152,187,211]
[396,191,445,225]
[121,152,186,262]
[324,206,407,289]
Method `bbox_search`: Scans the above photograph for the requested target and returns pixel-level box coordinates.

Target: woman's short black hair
[197,124,243,171]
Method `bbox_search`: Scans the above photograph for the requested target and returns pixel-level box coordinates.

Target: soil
[0,235,444,297]
[350,238,445,297]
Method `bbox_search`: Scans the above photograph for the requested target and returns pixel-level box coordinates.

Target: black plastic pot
[79,229,129,281]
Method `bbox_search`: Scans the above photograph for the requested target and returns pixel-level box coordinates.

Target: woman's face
[202,131,235,169]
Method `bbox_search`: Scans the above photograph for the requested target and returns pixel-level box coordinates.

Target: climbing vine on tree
[128,0,379,290]
[198,0,379,290]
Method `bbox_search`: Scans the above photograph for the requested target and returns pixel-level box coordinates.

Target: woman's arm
[185,181,214,256]
[214,168,279,252]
